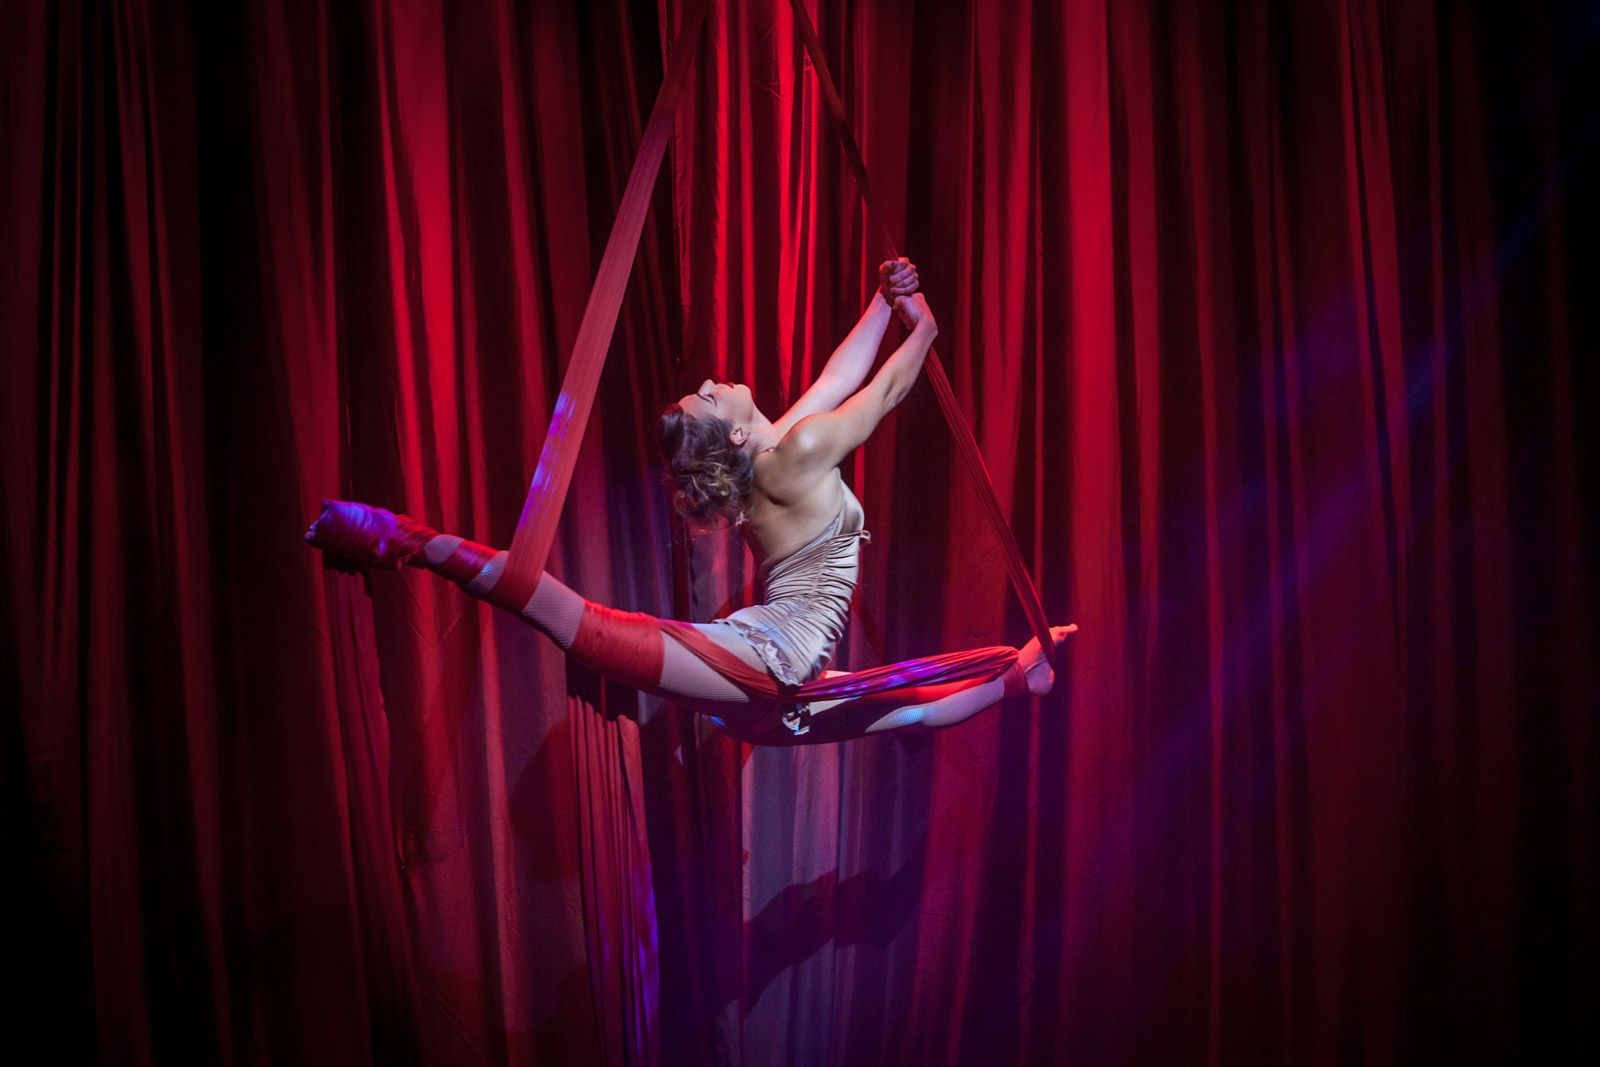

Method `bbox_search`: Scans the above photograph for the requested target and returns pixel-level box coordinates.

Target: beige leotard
[710,475,871,687]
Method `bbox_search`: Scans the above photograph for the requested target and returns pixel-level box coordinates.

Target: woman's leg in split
[800,626,1074,739]
[307,501,766,709]
[419,534,588,644]
[407,525,1065,727]
[420,534,774,708]
[307,502,1072,736]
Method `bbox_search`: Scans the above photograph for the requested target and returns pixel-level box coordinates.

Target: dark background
[4,0,1596,1062]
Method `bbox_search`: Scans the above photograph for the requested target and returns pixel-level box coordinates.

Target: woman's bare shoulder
[751,445,840,513]
[744,452,844,561]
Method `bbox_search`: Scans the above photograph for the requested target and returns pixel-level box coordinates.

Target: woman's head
[659,382,757,521]
[676,379,757,429]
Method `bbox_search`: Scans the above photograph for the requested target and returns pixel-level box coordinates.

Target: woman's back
[739,451,853,567]
[713,465,870,688]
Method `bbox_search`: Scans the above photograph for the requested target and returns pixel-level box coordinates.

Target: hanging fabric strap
[498,0,1052,660]
[496,0,714,611]
[785,0,1056,658]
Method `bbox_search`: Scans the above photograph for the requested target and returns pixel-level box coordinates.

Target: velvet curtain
[4,0,1594,1063]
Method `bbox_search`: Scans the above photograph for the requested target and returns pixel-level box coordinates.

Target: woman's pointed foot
[305,499,429,569]
[1017,624,1077,696]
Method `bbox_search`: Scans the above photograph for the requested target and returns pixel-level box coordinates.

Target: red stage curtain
[3,0,1595,1063]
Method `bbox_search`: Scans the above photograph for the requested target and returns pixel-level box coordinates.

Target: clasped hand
[878,257,919,301]
[878,257,930,328]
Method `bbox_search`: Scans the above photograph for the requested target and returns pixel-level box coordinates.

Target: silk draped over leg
[306,500,1026,746]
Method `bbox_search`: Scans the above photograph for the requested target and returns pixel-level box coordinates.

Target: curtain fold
[4,0,1595,1063]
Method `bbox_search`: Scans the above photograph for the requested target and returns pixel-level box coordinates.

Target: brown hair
[658,403,755,522]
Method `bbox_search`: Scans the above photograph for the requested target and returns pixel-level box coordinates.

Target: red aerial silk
[494,0,1057,671]
[495,0,715,611]
[659,621,1017,706]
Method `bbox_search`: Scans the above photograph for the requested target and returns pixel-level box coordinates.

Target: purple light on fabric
[793,647,1018,702]
[527,392,576,498]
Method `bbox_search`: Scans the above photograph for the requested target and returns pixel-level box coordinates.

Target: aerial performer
[306,259,1074,745]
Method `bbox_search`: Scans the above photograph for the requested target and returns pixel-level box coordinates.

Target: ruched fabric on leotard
[711,476,871,688]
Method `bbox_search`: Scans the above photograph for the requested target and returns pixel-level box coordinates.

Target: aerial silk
[492,0,717,613]
[308,497,1023,738]
[656,623,1016,706]
[322,0,1058,720]
[511,0,1054,637]
[780,0,1056,657]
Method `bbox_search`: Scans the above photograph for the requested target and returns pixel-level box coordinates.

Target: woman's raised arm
[771,259,919,438]
[768,294,937,480]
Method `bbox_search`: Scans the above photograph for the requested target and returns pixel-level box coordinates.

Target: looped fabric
[660,619,1020,738]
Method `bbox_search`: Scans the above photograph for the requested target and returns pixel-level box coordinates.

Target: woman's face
[678,379,753,425]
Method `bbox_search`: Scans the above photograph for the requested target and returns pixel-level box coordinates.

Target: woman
[307,259,1070,744]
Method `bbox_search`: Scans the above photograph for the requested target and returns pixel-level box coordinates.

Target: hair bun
[658,403,755,523]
